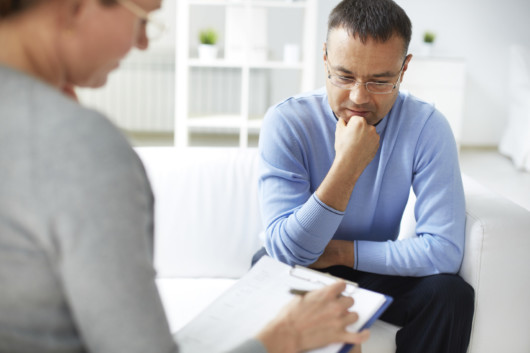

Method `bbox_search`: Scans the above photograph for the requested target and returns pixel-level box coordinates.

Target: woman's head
[0,0,116,18]
[0,0,161,88]
[56,0,162,88]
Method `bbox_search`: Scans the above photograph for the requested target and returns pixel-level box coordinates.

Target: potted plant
[198,28,219,60]
[423,31,436,44]
[421,31,436,56]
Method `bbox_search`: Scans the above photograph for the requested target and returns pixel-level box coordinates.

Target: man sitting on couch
[253,0,474,352]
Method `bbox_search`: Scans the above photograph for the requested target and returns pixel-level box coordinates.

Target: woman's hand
[256,281,370,353]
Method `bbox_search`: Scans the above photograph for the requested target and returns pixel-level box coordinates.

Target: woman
[0,0,369,352]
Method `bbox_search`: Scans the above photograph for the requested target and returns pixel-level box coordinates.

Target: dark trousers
[252,248,475,353]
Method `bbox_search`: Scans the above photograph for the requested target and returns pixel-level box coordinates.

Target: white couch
[499,44,530,171]
[135,146,530,353]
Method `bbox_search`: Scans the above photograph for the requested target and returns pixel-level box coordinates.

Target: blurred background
[77,0,530,208]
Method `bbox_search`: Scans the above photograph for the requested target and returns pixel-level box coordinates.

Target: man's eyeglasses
[116,0,166,41]
[325,52,407,95]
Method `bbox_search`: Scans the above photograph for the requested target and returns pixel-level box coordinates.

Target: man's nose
[348,82,370,105]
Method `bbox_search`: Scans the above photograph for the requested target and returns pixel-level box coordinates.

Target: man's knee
[421,274,475,315]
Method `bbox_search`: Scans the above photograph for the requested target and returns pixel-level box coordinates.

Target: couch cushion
[136,147,264,278]
[156,277,237,333]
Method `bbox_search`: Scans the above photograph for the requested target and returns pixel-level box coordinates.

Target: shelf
[176,0,317,147]
[188,59,304,69]
[188,0,307,9]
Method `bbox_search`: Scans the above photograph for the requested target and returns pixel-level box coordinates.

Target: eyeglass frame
[116,0,166,40]
[325,49,408,95]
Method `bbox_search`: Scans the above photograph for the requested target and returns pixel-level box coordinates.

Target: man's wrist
[332,153,365,181]
[342,240,355,268]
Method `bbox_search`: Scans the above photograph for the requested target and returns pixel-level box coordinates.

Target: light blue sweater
[258,88,465,277]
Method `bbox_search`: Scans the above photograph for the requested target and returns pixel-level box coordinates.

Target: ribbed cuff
[295,194,344,234]
[354,240,388,274]
[354,240,359,269]
[281,194,345,255]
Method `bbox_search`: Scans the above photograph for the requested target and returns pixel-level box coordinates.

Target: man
[254,0,474,352]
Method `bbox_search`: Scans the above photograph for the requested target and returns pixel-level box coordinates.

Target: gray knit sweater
[0,66,266,353]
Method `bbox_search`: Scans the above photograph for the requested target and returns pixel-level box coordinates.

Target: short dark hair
[0,0,117,18]
[327,0,412,56]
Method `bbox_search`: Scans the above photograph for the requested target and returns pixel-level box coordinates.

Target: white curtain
[499,45,530,172]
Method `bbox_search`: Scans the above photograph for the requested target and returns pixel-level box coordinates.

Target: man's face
[324,27,411,126]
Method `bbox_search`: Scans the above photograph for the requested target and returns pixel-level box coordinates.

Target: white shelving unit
[175,0,317,147]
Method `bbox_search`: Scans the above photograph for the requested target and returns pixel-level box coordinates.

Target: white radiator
[77,49,297,134]
[77,48,175,132]
[188,67,269,118]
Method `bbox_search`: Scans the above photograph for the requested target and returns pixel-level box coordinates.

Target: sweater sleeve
[225,339,268,353]
[258,105,344,266]
[354,111,466,276]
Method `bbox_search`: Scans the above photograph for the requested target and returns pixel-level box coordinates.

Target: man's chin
[342,113,371,124]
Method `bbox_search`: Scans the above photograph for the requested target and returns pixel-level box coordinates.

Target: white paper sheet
[174,256,388,353]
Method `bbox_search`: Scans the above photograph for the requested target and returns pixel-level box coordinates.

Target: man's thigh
[321,266,472,327]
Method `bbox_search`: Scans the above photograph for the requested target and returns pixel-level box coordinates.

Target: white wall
[83,0,530,147]
[315,0,530,147]
[181,0,530,147]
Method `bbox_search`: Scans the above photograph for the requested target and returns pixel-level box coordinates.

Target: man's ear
[322,42,328,69]
[400,54,413,82]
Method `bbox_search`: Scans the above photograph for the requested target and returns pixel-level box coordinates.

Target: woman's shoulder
[0,65,140,177]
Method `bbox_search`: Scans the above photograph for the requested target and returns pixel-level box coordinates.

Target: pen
[289,284,357,297]
[289,288,310,296]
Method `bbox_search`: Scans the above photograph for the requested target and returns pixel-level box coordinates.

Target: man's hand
[334,116,380,173]
[316,116,379,212]
[310,240,355,269]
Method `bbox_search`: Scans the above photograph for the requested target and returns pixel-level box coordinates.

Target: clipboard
[174,256,393,353]
[337,286,393,353]
[288,262,393,353]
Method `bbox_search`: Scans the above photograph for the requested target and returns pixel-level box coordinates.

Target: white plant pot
[198,44,218,61]
[420,42,434,56]
[283,43,300,64]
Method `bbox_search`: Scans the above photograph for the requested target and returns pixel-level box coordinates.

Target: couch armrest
[460,175,530,353]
